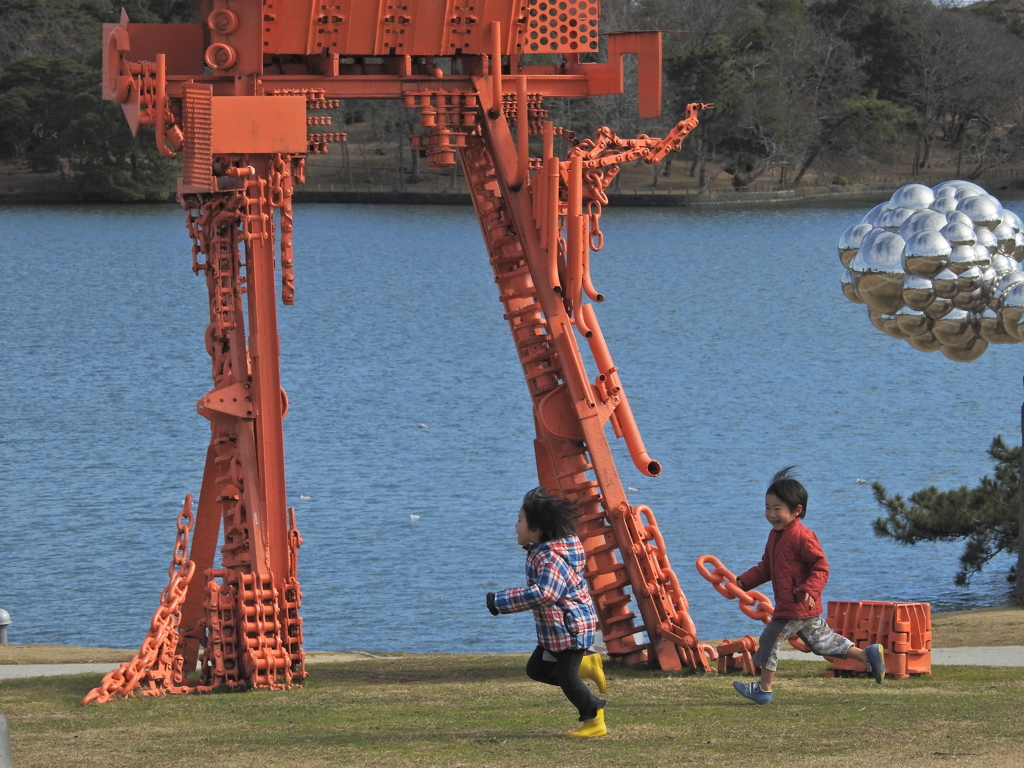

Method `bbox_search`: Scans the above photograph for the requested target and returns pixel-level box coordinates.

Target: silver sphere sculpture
[839,181,1024,362]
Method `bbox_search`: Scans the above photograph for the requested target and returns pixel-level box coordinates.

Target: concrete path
[0,647,1021,679]
[776,645,1024,667]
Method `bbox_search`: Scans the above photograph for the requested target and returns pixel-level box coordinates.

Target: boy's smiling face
[765,492,802,531]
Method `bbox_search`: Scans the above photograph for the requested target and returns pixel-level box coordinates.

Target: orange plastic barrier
[825,600,932,680]
[716,635,758,676]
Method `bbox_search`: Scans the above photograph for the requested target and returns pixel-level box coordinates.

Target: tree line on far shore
[2,1,1024,200]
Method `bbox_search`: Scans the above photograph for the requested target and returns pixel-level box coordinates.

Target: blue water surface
[0,198,1018,654]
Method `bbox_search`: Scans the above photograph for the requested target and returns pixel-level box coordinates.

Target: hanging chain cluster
[82,498,198,703]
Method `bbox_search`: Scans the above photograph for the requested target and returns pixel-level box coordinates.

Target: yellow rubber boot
[579,653,607,694]
[567,709,606,738]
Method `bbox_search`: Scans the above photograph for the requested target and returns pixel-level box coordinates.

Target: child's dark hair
[521,487,580,542]
[767,466,808,518]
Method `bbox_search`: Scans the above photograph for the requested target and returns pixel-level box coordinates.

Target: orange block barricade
[825,600,932,680]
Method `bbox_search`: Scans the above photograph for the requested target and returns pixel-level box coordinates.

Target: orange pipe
[582,210,604,303]
[558,321,597,410]
[509,76,529,190]
[574,300,594,338]
[566,155,583,315]
[489,21,502,118]
[543,119,561,293]
[155,53,176,158]
[581,303,660,476]
[545,156,562,293]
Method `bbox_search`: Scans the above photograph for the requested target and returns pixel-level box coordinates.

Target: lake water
[0,198,1019,656]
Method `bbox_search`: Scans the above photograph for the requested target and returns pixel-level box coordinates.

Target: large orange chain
[82,498,197,704]
[695,554,774,622]
[696,555,810,653]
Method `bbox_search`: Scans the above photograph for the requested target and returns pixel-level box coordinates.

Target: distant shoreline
[8,180,1024,208]
[290,182,903,208]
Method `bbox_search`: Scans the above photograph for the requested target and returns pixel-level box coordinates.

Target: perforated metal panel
[259,1,599,56]
[525,0,599,53]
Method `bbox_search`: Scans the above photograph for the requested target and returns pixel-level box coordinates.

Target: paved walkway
[0,647,1021,679]
[777,645,1024,666]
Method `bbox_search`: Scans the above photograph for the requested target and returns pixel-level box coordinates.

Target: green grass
[1,655,1022,767]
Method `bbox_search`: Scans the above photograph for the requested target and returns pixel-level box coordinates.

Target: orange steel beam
[85,1,713,703]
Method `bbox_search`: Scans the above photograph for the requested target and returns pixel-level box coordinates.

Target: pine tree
[871,436,1019,594]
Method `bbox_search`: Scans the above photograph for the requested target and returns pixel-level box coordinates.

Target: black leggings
[525,645,606,721]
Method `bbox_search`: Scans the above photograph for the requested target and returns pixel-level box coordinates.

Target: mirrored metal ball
[992,222,1016,252]
[946,210,974,229]
[851,229,905,271]
[899,209,948,240]
[906,331,942,352]
[995,269,1024,298]
[955,265,984,293]
[924,296,954,319]
[856,273,906,313]
[999,281,1024,336]
[978,308,1017,344]
[947,244,982,274]
[933,180,988,199]
[1002,209,1024,233]
[976,227,998,253]
[894,306,930,337]
[867,308,887,333]
[930,195,959,215]
[940,222,977,247]
[841,269,863,304]
[957,194,1004,229]
[881,313,910,339]
[891,183,935,210]
[861,202,891,227]
[931,308,975,346]
[940,336,988,362]
[838,222,874,267]
[903,230,951,277]
[880,207,916,231]
[952,285,982,311]
[902,274,935,309]
[850,230,906,312]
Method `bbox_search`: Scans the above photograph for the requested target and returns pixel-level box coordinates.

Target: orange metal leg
[461,81,710,672]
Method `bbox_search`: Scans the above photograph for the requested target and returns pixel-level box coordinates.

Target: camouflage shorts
[752,616,854,672]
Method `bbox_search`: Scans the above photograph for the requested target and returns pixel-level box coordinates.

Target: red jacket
[737,518,829,620]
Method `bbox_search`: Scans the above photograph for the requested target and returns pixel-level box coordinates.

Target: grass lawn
[1,653,1022,767]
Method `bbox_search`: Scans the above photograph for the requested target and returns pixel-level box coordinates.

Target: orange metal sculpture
[85,2,713,703]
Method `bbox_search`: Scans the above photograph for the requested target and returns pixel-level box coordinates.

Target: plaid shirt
[492,535,598,652]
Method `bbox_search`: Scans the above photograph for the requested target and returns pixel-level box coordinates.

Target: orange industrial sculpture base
[85,2,713,704]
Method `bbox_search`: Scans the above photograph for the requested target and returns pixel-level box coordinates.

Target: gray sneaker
[733,680,772,705]
[866,643,885,684]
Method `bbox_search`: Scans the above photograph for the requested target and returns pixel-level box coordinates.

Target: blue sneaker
[866,644,885,684]
[733,680,772,705]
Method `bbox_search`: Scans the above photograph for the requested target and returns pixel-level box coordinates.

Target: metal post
[0,712,12,768]
[1017,388,1024,606]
